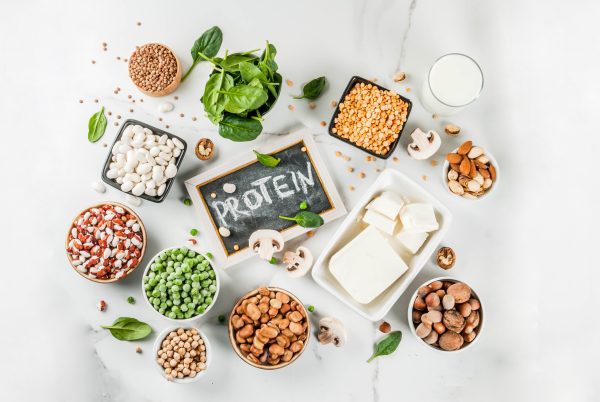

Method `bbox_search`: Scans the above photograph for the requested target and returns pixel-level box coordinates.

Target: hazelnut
[421,310,442,326]
[436,247,456,269]
[439,331,464,351]
[415,323,432,338]
[413,296,427,311]
[417,285,433,298]
[457,302,472,318]
[378,321,391,333]
[447,283,471,303]
[425,293,440,308]
[442,294,455,310]
[429,281,443,291]
[468,298,481,311]
[443,310,465,333]
[412,310,422,323]
[423,330,438,345]
[435,289,446,298]
[433,322,446,335]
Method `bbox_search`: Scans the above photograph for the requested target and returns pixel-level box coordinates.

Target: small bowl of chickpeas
[408,277,484,353]
[228,287,310,370]
[153,326,211,382]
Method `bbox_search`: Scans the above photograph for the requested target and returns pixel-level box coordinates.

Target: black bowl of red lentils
[328,76,412,159]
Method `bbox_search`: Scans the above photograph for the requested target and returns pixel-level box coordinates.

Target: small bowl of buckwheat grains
[153,326,211,382]
[128,43,182,97]
[329,76,412,159]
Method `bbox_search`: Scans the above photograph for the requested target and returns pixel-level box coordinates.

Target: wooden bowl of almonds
[128,43,182,97]
[442,140,499,200]
[228,287,310,370]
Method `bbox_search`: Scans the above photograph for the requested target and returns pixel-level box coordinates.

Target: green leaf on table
[101,317,152,341]
[293,76,327,100]
[88,106,107,143]
[367,331,402,362]
[254,150,281,167]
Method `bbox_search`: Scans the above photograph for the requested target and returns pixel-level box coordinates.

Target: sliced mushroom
[248,229,284,261]
[282,246,313,278]
[407,128,441,160]
[318,317,346,347]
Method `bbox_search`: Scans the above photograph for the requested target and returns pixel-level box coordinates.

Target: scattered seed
[320,121,326,127]
[114,122,119,126]
[180,113,184,118]
[102,143,108,148]
[135,346,142,354]
[376,168,382,172]
[392,156,399,162]
[306,231,315,237]
[127,95,132,99]
[129,109,134,113]
[288,104,295,111]
[393,71,406,82]
[102,42,107,47]
[343,155,350,161]
[140,99,144,102]
[432,113,438,119]
[91,60,96,64]
[406,87,412,93]
[158,117,163,121]
[116,115,121,119]
[165,125,170,129]
[233,244,239,251]
[192,117,197,121]
[94,99,99,103]
[78,99,83,104]
[346,167,354,173]
[116,56,121,60]
[285,79,294,86]
[308,102,317,109]
[137,21,142,26]
[210,193,216,199]
[422,175,428,181]
[331,100,337,108]
[349,185,355,191]
[430,160,438,167]
[335,151,342,157]
[107,111,112,116]
[114,90,118,94]
[358,172,366,179]
[174,96,178,100]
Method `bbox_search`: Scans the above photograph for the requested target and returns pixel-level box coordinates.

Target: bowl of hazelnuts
[408,277,483,352]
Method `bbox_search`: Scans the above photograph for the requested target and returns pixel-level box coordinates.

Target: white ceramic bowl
[441,146,499,200]
[407,277,484,353]
[312,169,452,321]
[142,246,220,323]
[152,325,212,383]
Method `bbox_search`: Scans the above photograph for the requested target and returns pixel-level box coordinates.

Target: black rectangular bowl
[101,119,187,203]
[328,76,413,160]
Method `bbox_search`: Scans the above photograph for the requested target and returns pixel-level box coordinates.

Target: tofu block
[396,230,428,254]
[399,203,439,233]
[329,226,408,304]
[362,209,398,235]
[365,191,406,220]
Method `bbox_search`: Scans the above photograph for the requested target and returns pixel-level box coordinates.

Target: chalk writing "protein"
[212,162,315,227]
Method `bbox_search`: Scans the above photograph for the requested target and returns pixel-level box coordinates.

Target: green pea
[168,312,176,319]
[190,228,198,236]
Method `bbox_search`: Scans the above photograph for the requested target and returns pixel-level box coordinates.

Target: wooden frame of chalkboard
[184,130,346,269]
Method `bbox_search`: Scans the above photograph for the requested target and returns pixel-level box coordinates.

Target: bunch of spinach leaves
[200,41,282,142]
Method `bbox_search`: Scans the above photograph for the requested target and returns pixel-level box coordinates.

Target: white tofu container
[312,169,452,321]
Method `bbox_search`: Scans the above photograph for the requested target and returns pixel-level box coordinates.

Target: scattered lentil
[392,156,399,162]
[91,60,96,64]
[306,231,315,237]
[331,100,337,108]
[346,167,354,173]
[288,104,295,111]
[180,113,184,118]
[286,79,294,86]
[335,151,342,157]
[430,160,438,167]
[135,346,142,354]
[320,121,326,127]
[422,175,428,181]
[79,99,83,103]
[94,99,99,103]
[358,172,366,179]
[349,185,355,191]
[308,102,316,109]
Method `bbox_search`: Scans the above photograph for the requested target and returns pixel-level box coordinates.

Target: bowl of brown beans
[408,277,484,353]
[328,76,412,159]
[228,287,310,369]
[128,43,182,97]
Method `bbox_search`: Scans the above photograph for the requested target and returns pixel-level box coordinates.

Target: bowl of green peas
[142,246,220,322]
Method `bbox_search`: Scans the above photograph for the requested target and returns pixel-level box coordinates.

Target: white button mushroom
[248,230,285,261]
[318,317,347,347]
[282,246,314,278]
[407,128,441,160]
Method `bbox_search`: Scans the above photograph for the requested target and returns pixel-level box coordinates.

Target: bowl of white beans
[101,119,187,203]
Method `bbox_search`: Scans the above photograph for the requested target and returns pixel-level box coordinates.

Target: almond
[467,146,484,159]
[469,160,477,178]
[457,141,473,155]
[450,163,461,172]
[474,159,488,169]
[479,168,490,179]
[459,158,471,176]
[448,180,464,195]
[444,124,461,136]
[489,165,497,181]
[446,153,463,164]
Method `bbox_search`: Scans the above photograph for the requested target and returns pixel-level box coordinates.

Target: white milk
[420,53,483,116]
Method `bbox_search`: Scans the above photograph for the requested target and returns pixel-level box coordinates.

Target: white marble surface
[1,0,599,401]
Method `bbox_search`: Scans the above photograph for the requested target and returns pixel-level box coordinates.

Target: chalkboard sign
[185,131,346,269]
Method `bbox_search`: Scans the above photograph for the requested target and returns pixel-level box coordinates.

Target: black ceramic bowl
[101,119,187,203]
[328,76,412,159]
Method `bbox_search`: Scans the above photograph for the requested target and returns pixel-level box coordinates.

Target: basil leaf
[278,211,324,228]
[254,150,281,167]
[101,317,152,341]
[367,331,402,362]
[182,26,223,82]
[203,71,234,124]
[88,106,107,143]
[294,76,327,100]
[222,85,268,113]
[218,114,263,142]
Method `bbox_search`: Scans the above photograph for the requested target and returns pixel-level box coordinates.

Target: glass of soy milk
[420,53,484,116]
